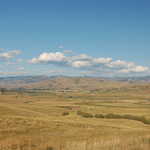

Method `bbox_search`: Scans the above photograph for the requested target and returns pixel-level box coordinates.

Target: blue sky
[0,0,150,76]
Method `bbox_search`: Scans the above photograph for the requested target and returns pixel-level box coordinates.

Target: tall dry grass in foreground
[0,136,149,150]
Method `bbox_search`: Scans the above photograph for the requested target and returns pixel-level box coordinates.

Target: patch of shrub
[95,114,104,118]
[62,112,69,116]
[77,111,93,118]
[122,114,150,124]
[77,111,150,125]
[46,146,54,150]
[77,111,84,116]
[95,113,150,125]
[105,113,122,119]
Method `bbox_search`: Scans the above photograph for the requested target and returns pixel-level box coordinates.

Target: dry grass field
[0,85,150,150]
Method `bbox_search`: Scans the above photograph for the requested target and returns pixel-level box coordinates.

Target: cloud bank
[29,51,149,75]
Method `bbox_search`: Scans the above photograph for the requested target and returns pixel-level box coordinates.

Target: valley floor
[0,89,150,150]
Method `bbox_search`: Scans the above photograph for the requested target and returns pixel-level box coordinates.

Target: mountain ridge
[0,75,150,90]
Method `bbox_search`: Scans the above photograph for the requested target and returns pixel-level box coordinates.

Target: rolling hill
[0,76,150,91]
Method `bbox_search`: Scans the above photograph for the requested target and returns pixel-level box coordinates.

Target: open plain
[0,79,150,150]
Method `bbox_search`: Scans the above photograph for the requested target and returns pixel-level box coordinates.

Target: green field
[0,88,150,150]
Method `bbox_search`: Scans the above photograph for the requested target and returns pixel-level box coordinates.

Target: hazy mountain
[0,75,149,90]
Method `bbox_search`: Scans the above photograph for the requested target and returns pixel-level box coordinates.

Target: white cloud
[71,61,92,68]
[0,50,21,60]
[29,51,149,75]
[30,52,67,64]
[119,66,149,73]
[93,57,112,64]
[134,66,149,72]
[107,60,135,68]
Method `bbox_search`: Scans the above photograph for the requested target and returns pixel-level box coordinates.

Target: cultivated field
[0,86,150,150]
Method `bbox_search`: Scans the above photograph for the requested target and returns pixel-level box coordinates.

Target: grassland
[0,86,150,150]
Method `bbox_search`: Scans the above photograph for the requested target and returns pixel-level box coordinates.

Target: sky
[0,0,150,77]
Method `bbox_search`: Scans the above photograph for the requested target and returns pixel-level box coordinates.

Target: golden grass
[0,87,150,150]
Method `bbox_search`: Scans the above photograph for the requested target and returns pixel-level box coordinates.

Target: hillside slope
[0,76,149,91]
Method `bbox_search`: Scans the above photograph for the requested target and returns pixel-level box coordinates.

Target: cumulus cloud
[106,60,149,74]
[119,66,149,73]
[0,50,21,60]
[29,51,149,75]
[71,61,92,68]
[107,60,135,68]
[30,52,67,64]
[93,58,112,64]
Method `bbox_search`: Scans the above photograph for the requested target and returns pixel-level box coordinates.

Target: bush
[105,113,122,119]
[82,113,93,118]
[77,111,84,116]
[123,114,150,124]
[46,146,54,150]
[77,111,93,118]
[62,112,69,116]
[95,114,104,118]
[77,111,150,125]
[140,116,150,124]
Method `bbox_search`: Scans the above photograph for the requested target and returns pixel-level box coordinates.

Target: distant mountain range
[0,75,150,90]
[113,76,150,82]
[0,75,50,83]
